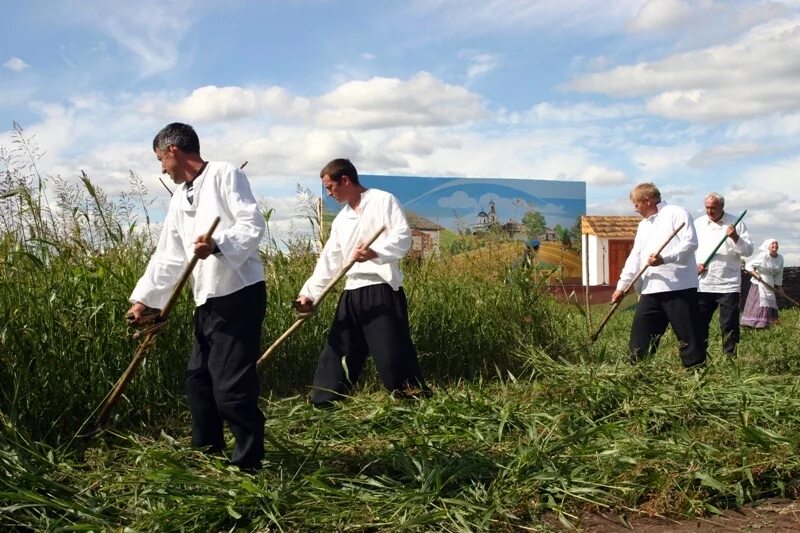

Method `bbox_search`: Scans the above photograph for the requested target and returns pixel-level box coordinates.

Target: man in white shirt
[294,158,428,406]
[611,183,706,368]
[694,193,753,357]
[127,123,267,470]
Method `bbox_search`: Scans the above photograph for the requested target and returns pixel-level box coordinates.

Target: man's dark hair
[152,123,201,154]
[320,158,359,185]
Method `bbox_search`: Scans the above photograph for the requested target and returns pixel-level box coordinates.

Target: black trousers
[697,291,740,356]
[311,284,426,406]
[186,281,266,468]
[630,288,706,368]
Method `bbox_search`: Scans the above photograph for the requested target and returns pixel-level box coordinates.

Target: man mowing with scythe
[294,158,429,406]
[611,182,706,368]
[694,193,752,357]
[127,123,267,471]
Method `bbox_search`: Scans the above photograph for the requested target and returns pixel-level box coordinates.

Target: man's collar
[645,200,667,220]
[186,160,208,186]
[346,187,369,211]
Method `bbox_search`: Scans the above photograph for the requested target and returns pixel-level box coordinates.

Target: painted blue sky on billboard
[323,175,586,233]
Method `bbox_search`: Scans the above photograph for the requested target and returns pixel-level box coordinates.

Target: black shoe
[394,386,433,400]
[198,444,225,457]
[230,461,261,474]
[684,360,706,371]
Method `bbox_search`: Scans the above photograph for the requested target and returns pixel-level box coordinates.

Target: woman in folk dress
[741,239,784,329]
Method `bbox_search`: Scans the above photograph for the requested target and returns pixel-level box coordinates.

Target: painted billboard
[322,174,586,270]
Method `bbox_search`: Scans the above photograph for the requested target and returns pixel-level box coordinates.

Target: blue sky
[2,0,800,263]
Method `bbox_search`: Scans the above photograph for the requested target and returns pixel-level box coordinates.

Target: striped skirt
[740,283,779,329]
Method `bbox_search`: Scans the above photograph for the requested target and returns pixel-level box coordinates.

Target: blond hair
[630,182,661,202]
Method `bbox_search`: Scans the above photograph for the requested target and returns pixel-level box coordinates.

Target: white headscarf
[758,238,778,253]
[748,238,782,306]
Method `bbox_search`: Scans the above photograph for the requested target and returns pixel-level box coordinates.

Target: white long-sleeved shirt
[694,212,753,293]
[616,201,698,295]
[299,188,411,301]
[130,161,266,309]
[746,252,784,308]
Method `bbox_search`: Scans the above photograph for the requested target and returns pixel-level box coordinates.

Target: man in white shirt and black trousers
[694,192,753,357]
[611,182,706,368]
[127,123,267,470]
[294,158,429,406]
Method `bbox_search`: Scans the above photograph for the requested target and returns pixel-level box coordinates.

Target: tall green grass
[3,331,800,530]
[2,128,799,530]
[0,128,562,443]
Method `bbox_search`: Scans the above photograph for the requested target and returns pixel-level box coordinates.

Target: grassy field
[3,315,800,531]
[2,141,799,531]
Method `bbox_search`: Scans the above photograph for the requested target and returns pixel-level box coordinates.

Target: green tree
[570,216,583,253]
[553,224,572,247]
[522,209,546,240]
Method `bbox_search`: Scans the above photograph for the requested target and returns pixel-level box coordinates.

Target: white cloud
[205,126,362,180]
[737,2,792,29]
[300,130,362,168]
[716,158,800,264]
[730,112,800,140]
[2,71,685,219]
[386,130,461,157]
[571,17,800,122]
[8,1,800,264]
[537,201,569,217]
[629,142,699,177]
[659,185,695,202]
[571,54,617,73]
[171,86,311,122]
[739,153,800,191]
[458,50,502,80]
[140,73,482,136]
[724,187,788,209]
[58,0,206,77]
[439,190,479,209]
[587,199,636,216]
[730,197,800,265]
[401,130,595,181]
[688,142,766,167]
[4,57,30,72]
[2,72,489,195]
[579,165,630,185]
[518,101,641,124]
[627,1,793,48]
[316,72,486,129]
[628,0,693,32]
[645,89,784,122]
[409,0,645,36]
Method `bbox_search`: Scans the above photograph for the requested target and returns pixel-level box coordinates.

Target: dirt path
[545,498,800,531]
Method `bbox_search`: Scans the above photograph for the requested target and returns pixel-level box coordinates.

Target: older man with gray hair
[694,192,753,357]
